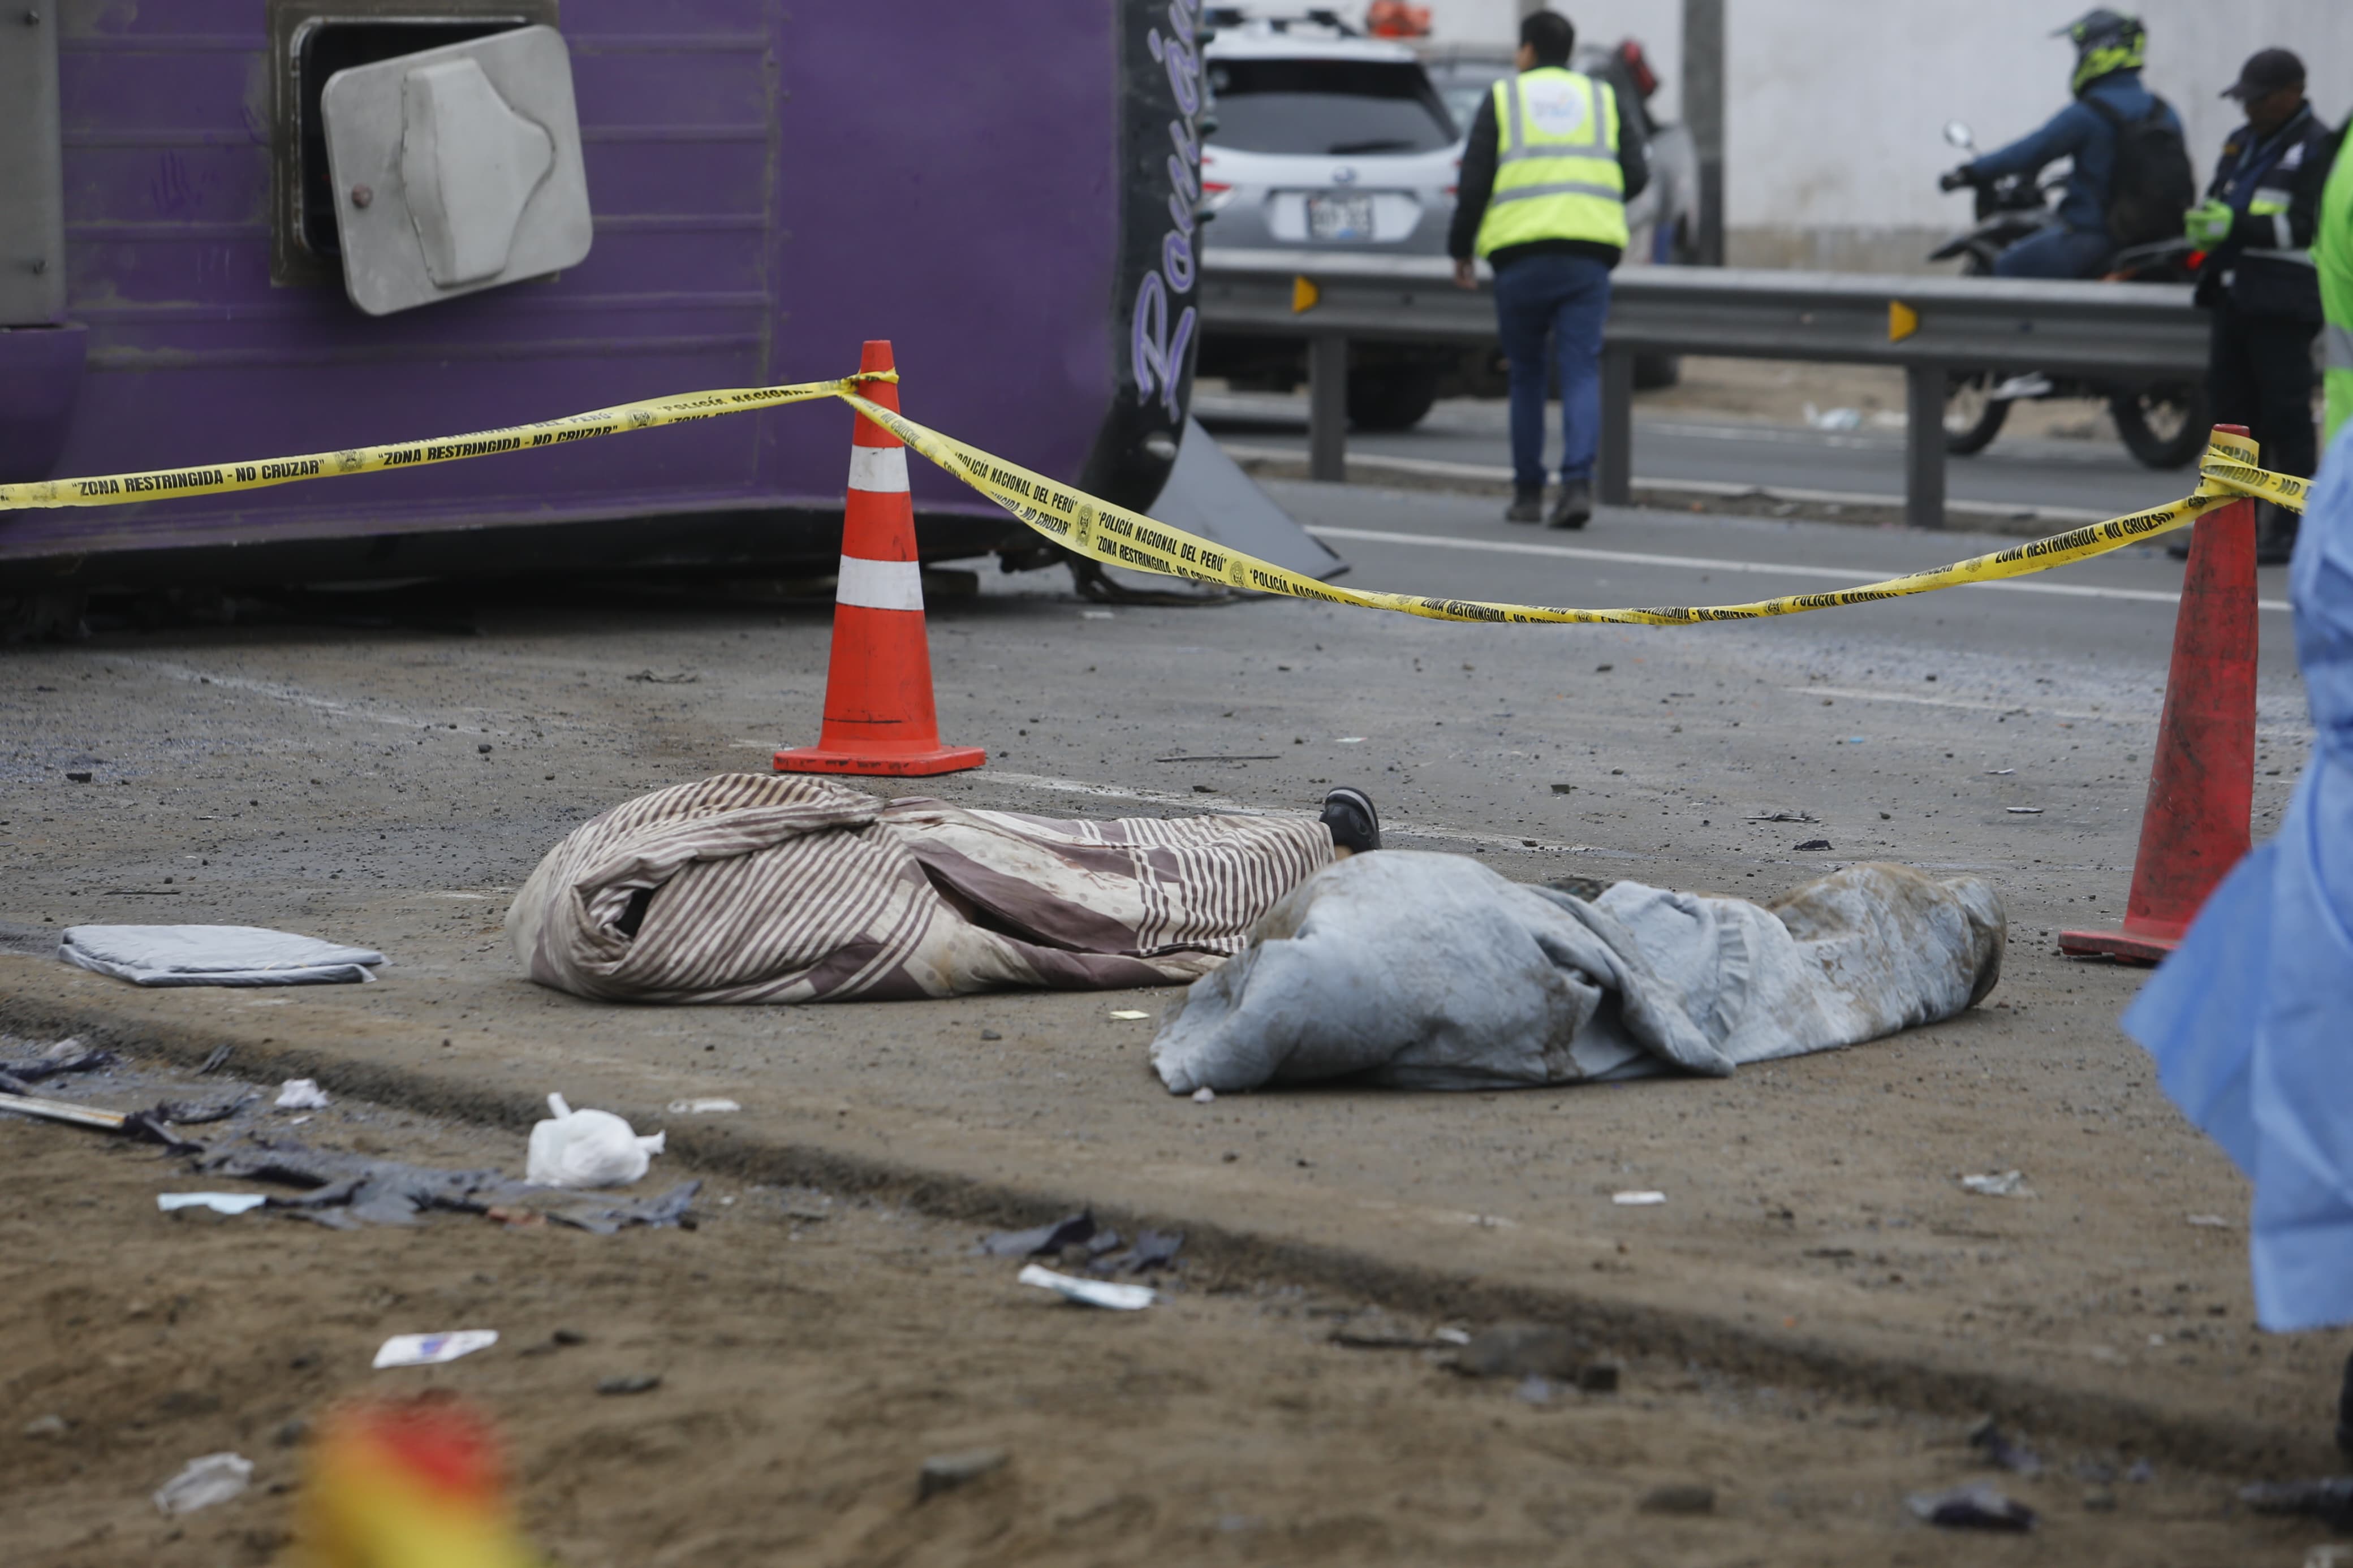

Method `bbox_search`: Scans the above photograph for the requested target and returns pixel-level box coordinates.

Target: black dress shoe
[1547,479,1593,530]
[1318,787,1381,854]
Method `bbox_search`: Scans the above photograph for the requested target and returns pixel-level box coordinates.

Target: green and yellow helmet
[2056,8,2147,96]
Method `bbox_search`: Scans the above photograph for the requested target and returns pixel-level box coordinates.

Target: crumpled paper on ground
[1151,853,2003,1094]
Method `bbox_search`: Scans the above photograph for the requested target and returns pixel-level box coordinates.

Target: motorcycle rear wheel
[2109,385,2210,470]
[1945,371,2011,456]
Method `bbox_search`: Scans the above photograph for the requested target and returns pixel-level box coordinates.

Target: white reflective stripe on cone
[847,445,910,493]
[835,555,925,612]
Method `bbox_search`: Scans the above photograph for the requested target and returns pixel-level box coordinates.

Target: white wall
[1726,0,2352,234]
[1407,0,2350,266]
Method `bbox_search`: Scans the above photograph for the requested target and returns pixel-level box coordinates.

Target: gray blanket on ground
[1150,854,2005,1093]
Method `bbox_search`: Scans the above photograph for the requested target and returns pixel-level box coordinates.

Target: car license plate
[1306,193,1375,242]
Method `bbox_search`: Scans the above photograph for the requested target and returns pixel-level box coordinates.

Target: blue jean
[1991,224,2114,279]
[1491,252,1613,491]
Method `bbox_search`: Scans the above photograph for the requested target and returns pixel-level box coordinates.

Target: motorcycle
[1932,120,2209,470]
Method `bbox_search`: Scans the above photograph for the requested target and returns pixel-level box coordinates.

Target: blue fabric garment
[2123,419,2353,1333]
[1993,223,2118,280]
[1967,71,2171,236]
[1491,252,1613,490]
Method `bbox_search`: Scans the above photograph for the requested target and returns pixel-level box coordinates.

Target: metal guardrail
[1198,250,2210,529]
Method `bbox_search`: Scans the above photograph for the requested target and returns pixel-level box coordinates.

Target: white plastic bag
[153,1452,252,1515]
[525,1093,663,1189]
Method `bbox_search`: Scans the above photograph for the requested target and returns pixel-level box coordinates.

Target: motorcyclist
[1938,10,2183,279]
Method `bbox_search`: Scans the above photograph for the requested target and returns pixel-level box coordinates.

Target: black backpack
[2085,96,2196,247]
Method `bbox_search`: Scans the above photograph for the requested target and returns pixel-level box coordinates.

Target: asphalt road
[0,482,2330,1473]
[1197,391,2194,522]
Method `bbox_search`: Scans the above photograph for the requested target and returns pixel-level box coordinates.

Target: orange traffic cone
[775,340,985,777]
[298,1396,541,1568]
[2059,425,2259,964]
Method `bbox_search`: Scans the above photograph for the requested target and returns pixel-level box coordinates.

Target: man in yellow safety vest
[1449,10,1649,529]
[2319,119,2353,450]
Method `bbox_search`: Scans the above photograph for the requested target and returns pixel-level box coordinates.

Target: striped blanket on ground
[507,774,1334,1004]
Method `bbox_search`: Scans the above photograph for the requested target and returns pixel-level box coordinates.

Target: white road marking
[1798,684,2315,742]
[1219,442,2112,524]
[1306,525,2294,614]
[109,659,511,735]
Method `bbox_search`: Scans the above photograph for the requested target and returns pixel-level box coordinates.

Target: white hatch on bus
[320,24,591,316]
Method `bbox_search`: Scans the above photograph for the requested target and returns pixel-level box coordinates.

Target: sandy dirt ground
[8,1051,2342,1568]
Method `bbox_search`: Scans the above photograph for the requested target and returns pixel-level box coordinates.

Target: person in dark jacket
[2179,48,2337,564]
[1943,10,2180,279]
[1448,10,1648,529]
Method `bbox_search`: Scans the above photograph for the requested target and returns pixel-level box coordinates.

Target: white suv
[1198,19,1460,257]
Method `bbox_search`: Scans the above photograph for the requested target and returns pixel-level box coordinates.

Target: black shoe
[1319,787,1381,854]
[1505,489,1543,524]
[1547,479,1592,530]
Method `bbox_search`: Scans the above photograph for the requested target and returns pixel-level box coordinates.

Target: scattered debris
[1100,1229,1184,1275]
[2005,806,2045,816]
[1579,1363,1622,1394]
[979,1028,1003,1041]
[1746,810,1818,824]
[1640,1483,1716,1515]
[66,771,92,783]
[1967,1417,2045,1476]
[627,669,699,684]
[1108,1009,1150,1021]
[197,1045,233,1074]
[1016,1263,1154,1311]
[158,1191,268,1216]
[1804,403,1863,431]
[526,1092,665,1189]
[373,1330,499,1370]
[2239,1478,2353,1529]
[1907,1481,2036,1531]
[22,1414,67,1439]
[1328,1311,1443,1351]
[596,1373,662,1396]
[193,1134,699,1233]
[979,1211,1099,1259]
[1613,1190,1667,1206]
[1455,1323,1581,1380]
[2186,1213,2234,1228]
[919,1448,1008,1501]
[1433,1327,1472,1346]
[153,1452,253,1515]
[1985,768,2016,776]
[665,1097,740,1115]
[59,925,385,987]
[1515,1374,1555,1405]
[147,1093,256,1125]
[0,1039,117,1090]
[1960,1170,2035,1198]
[1794,839,1834,852]
[1550,782,1576,794]
[274,1078,331,1110]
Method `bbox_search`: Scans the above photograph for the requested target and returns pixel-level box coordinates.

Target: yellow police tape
[0,374,887,511]
[0,373,2304,627]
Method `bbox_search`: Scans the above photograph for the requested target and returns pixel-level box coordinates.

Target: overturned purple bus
[0,2,1211,611]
